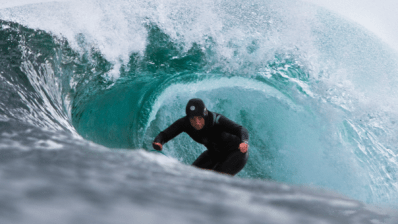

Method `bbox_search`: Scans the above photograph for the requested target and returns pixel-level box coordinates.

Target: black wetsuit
[154,111,249,175]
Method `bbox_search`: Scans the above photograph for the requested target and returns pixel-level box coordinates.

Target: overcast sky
[302,0,398,52]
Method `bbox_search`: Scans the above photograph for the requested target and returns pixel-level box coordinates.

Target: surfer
[152,98,249,176]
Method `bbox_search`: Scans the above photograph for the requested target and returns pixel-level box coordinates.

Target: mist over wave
[1,0,398,223]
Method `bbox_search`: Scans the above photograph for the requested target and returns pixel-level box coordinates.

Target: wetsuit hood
[186,98,208,118]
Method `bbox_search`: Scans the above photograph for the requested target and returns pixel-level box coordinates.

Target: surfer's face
[190,116,205,130]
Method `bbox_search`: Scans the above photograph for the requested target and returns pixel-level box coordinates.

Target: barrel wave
[1,0,398,223]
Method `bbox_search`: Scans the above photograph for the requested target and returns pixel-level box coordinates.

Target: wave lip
[0,147,395,224]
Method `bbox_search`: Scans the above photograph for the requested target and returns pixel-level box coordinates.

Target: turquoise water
[65,14,398,205]
[1,0,398,222]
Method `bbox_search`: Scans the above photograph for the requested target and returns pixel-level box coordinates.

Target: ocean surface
[1,0,398,223]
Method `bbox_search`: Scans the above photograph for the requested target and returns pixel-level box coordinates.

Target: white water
[302,0,398,52]
[1,0,398,223]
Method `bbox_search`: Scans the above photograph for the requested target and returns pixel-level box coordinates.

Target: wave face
[1,0,398,222]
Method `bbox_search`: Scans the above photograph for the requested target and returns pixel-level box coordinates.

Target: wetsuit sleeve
[216,114,249,142]
[153,117,186,145]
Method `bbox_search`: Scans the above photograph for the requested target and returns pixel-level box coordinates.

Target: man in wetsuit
[152,98,249,176]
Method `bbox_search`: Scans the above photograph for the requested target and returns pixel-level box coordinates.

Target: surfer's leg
[192,150,219,170]
[213,150,249,176]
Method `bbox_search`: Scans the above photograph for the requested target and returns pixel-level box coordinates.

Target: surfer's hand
[239,142,248,153]
[152,142,163,151]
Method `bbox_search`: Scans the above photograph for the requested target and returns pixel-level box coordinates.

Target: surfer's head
[189,116,205,130]
[186,98,207,130]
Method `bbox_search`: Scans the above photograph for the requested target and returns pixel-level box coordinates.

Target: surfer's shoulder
[210,112,222,126]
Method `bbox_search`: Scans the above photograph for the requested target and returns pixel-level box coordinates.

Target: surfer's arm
[153,117,186,150]
[216,114,249,143]
[216,115,249,153]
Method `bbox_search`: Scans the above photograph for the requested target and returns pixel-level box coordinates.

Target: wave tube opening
[142,77,372,200]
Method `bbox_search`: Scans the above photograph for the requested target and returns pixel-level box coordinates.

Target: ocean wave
[1,0,398,220]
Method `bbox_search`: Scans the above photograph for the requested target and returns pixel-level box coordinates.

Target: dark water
[1,0,398,223]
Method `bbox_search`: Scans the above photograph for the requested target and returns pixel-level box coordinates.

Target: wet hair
[186,98,208,118]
